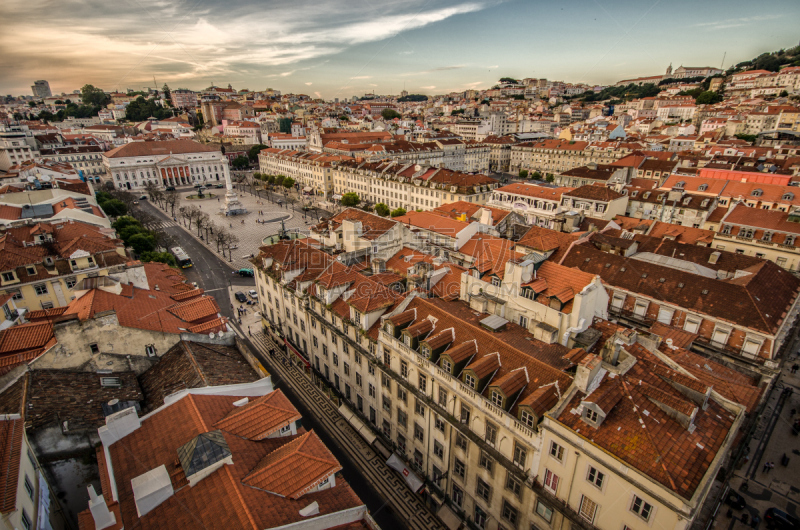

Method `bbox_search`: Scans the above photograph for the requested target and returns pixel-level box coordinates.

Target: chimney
[87,485,117,529]
[708,251,721,265]
[98,406,141,446]
[131,465,174,517]
[574,354,602,393]
[610,341,622,367]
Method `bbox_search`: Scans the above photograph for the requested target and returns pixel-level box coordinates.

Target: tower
[666,63,673,77]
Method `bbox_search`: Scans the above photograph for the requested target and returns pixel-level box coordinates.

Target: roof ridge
[221,463,259,530]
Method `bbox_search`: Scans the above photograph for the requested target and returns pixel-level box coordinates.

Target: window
[438,387,448,407]
[485,421,497,446]
[579,495,598,523]
[452,484,464,507]
[368,383,376,398]
[631,495,653,521]
[474,506,487,529]
[382,395,392,412]
[414,423,424,441]
[491,277,501,287]
[535,501,554,523]
[344,362,350,376]
[396,433,406,453]
[479,451,494,476]
[441,359,452,373]
[657,307,673,325]
[585,409,598,423]
[397,386,407,403]
[513,443,527,468]
[383,350,391,366]
[683,317,701,334]
[1,272,15,282]
[333,353,339,367]
[397,408,407,429]
[90,343,100,354]
[34,284,48,295]
[587,466,605,489]
[381,374,391,389]
[356,373,362,387]
[491,390,504,408]
[433,440,444,459]
[10,290,21,301]
[454,367,473,389]
[454,458,466,479]
[24,474,33,499]
[455,433,468,451]
[434,415,445,432]
[544,469,559,494]
[382,420,391,438]
[501,500,519,527]
[323,345,328,357]
[145,345,156,357]
[354,352,361,365]
[460,404,471,424]
[518,315,528,329]
[743,338,762,357]
[476,478,491,502]
[505,471,521,498]
[520,409,534,427]
[400,360,408,378]
[20,510,31,530]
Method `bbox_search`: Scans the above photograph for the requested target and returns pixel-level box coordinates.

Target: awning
[338,404,377,444]
[303,186,313,192]
[284,338,310,367]
[437,504,461,530]
[386,454,424,492]
[332,194,342,200]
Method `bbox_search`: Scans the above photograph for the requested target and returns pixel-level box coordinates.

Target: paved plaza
[152,184,331,271]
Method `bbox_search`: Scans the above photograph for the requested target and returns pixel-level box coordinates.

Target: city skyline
[1,0,799,99]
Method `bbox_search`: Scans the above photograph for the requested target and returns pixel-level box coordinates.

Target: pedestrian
[792,363,799,374]
[763,462,770,473]
[230,223,232,228]
[248,326,251,336]
[767,462,775,473]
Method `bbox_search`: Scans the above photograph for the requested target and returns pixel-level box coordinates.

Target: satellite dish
[209,332,216,339]
[26,176,36,183]
[39,175,51,182]
[108,398,119,406]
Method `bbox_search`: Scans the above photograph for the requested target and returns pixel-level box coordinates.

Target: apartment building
[488,183,574,229]
[481,136,520,173]
[660,174,800,213]
[170,88,197,109]
[40,145,104,176]
[552,163,629,188]
[331,160,497,211]
[625,188,716,227]
[362,140,491,173]
[103,139,229,190]
[223,120,261,144]
[562,186,628,221]
[0,221,127,312]
[0,124,36,171]
[258,148,351,199]
[510,140,635,175]
[253,235,748,530]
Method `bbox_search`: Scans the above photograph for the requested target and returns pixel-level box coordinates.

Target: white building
[102,139,230,190]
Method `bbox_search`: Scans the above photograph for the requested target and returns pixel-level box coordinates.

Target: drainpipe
[561,318,586,346]
[560,451,582,530]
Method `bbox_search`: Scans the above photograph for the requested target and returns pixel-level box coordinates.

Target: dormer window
[787,235,796,246]
[585,409,598,422]
[783,193,794,201]
[721,225,732,235]
[520,410,535,427]
[698,184,708,191]
[675,181,685,189]
[490,391,504,408]
[682,197,691,206]
[441,359,452,373]
[752,189,763,197]
[762,232,772,242]
[26,266,36,275]
[491,277,501,287]
[464,373,476,389]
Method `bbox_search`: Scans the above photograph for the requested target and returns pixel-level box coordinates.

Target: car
[234,291,247,303]
[724,491,746,510]
[238,268,254,277]
[764,508,800,529]
[193,183,203,188]
[248,289,258,299]
[215,183,225,188]
[132,200,139,205]
[139,195,148,200]
[165,186,176,191]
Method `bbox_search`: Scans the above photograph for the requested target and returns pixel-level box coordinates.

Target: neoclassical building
[102,139,230,189]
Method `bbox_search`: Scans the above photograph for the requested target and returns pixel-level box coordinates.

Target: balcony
[609,306,654,326]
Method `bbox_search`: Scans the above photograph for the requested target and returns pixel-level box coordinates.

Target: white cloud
[421,85,436,89]
[305,82,313,85]
[693,14,780,30]
[351,76,372,79]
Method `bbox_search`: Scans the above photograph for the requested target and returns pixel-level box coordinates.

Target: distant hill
[728,45,800,74]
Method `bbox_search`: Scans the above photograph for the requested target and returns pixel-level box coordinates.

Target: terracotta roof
[495,183,572,200]
[104,139,220,158]
[214,390,301,440]
[0,419,23,514]
[516,226,581,262]
[394,211,470,237]
[0,322,54,355]
[243,430,342,499]
[564,185,623,202]
[315,208,397,241]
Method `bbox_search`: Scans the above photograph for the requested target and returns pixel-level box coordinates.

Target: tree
[390,207,407,217]
[341,192,360,207]
[450,109,465,116]
[140,251,176,266]
[545,174,555,183]
[274,175,285,188]
[532,171,542,180]
[164,190,179,218]
[223,232,239,262]
[695,91,723,105]
[753,53,781,72]
[518,169,529,179]
[112,215,142,234]
[128,233,157,254]
[248,144,268,162]
[374,203,390,216]
[80,84,110,107]
[735,134,758,144]
[780,90,789,97]
[282,177,296,190]
[381,109,401,120]
[232,155,249,169]
[28,101,38,108]
[162,84,171,105]
[397,94,428,102]
[99,198,127,217]
[339,115,350,121]
[125,96,171,121]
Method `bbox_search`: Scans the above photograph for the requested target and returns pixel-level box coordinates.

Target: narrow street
[140,197,445,530]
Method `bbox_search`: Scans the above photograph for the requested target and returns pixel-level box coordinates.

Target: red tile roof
[214,391,301,440]
[0,419,23,514]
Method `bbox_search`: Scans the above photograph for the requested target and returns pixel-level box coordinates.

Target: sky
[1,0,799,99]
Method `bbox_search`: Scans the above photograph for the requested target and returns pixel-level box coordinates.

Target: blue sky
[1,0,798,99]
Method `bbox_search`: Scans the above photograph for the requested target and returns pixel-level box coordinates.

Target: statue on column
[220,162,247,216]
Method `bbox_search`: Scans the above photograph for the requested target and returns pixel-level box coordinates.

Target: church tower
[666,63,673,76]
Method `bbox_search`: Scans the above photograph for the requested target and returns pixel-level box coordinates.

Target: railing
[608,306,655,326]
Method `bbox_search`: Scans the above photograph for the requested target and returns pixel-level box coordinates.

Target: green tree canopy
[374,203,390,216]
[125,96,172,122]
[381,109,402,120]
[128,233,157,254]
[161,84,171,105]
[499,77,519,84]
[695,91,724,105]
[282,177,296,189]
[99,198,127,217]
[341,192,360,207]
[140,251,176,266]
[232,156,249,169]
[248,144,268,161]
[80,84,110,107]
[274,175,285,187]
[519,169,529,179]
[390,207,407,217]
[397,94,428,102]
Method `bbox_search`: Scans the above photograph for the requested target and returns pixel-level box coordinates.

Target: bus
[170,246,193,268]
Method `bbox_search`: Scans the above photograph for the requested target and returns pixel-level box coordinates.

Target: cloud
[305,82,313,85]
[693,14,780,30]
[350,76,372,79]
[487,65,498,69]
[421,85,436,89]
[314,91,322,98]
[368,84,378,87]
[400,65,465,77]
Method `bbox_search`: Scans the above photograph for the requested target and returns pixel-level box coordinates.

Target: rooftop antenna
[720,52,726,70]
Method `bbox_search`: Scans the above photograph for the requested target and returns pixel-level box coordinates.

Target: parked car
[764,508,800,529]
[724,491,746,510]
[238,268,254,277]
[234,291,247,303]
[193,183,203,188]
[248,289,258,299]
[139,195,148,200]
[165,186,176,191]
[215,183,225,188]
